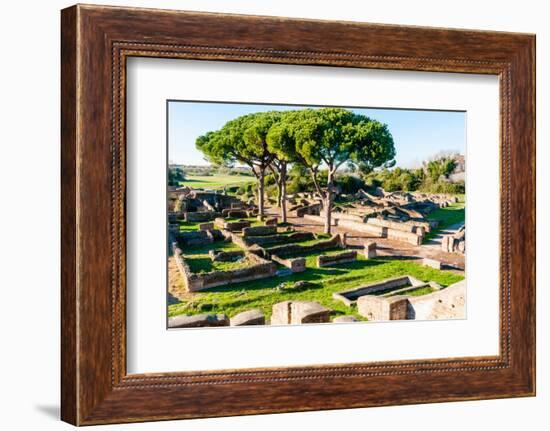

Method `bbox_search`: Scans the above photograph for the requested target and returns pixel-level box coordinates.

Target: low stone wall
[266,234,343,258]
[332,275,424,306]
[178,230,216,246]
[198,222,214,231]
[175,246,277,292]
[184,211,221,222]
[386,227,423,245]
[214,217,251,232]
[243,231,314,247]
[331,212,366,223]
[242,225,277,237]
[221,209,249,218]
[271,254,306,273]
[367,217,422,234]
[317,250,357,267]
[336,219,385,236]
[168,212,182,223]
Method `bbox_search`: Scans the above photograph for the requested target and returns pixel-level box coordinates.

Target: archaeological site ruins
[166,103,466,329]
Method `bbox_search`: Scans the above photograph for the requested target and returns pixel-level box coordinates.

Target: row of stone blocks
[168,309,267,328]
[173,243,277,292]
[332,217,423,245]
[168,300,333,328]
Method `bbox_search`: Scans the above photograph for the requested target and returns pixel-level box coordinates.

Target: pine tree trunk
[324,170,334,234]
[258,171,265,218]
[280,163,287,224]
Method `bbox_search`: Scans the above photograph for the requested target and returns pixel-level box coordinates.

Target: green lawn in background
[168,251,464,321]
[180,174,254,190]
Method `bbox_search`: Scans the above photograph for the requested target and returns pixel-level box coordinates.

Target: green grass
[181,240,242,257]
[178,221,202,232]
[186,255,255,274]
[180,240,247,273]
[388,286,435,297]
[225,217,264,227]
[424,202,465,241]
[169,252,464,321]
[180,175,254,190]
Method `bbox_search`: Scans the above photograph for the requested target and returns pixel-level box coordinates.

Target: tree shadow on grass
[199,258,385,294]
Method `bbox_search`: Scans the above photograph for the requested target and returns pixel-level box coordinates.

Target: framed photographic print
[61,4,536,425]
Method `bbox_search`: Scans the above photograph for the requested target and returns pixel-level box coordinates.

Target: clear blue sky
[168,101,465,169]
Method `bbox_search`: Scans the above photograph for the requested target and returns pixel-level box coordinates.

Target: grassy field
[169,250,464,321]
[424,202,465,241]
[180,174,254,190]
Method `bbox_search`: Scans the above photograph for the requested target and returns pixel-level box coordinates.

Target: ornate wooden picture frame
[61,4,535,425]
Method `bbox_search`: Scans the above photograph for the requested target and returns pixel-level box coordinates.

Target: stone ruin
[316,250,357,267]
[168,187,258,224]
[271,300,332,325]
[292,188,458,247]
[168,184,464,328]
[441,225,465,254]
[171,241,277,292]
[331,274,464,321]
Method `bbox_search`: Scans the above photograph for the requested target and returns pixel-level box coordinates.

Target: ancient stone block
[386,228,423,245]
[357,295,409,321]
[184,211,221,222]
[215,217,251,232]
[335,219,385,236]
[179,230,213,246]
[208,249,245,262]
[364,242,377,259]
[244,231,313,247]
[290,301,331,324]
[199,222,214,231]
[168,313,230,328]
[332,315,359,323]
[317,251,357,267]
[230,309,265,326]
[265,217,278,226]
[271,301,292,325]
[242,225,277,237]
[267,234,341,258]
[422,257,442,270]
[227,210,248,218]
[271,255,307,273]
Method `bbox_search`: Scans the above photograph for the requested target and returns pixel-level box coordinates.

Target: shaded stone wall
[266,234,343,258]
[317,250,357,267]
